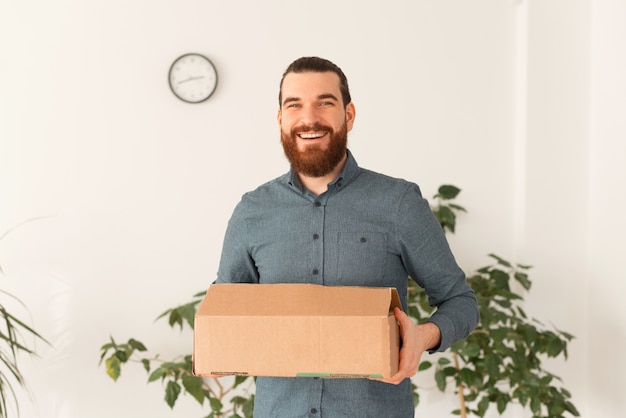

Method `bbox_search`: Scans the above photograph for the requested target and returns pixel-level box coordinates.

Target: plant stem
[452,352,467,418]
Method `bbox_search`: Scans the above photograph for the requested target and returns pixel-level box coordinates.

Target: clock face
[168,53,218,103]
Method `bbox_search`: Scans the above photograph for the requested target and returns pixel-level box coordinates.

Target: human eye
[317,94,338,107]
[319,100,336,107]
[284,101,301,109]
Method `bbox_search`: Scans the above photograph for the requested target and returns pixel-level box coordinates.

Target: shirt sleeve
[396,184,479,352]
[215,199,260,284]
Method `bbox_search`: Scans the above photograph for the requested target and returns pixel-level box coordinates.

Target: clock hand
[177,75,206,85]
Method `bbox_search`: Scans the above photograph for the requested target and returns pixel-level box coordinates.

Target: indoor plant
[0,221,49,418]
[100,185,579,418]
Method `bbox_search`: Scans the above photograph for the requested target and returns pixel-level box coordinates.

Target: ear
[277,108,282,126]
[345,102,356,132]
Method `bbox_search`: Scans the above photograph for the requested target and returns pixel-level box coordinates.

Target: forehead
[281,71,342,102]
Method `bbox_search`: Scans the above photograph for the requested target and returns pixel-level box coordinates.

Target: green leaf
[530,395,541,414]
[412,386,420,407]
[477,396,489,416]
[141,358,151,373]
[547,338,565,357]
[157,300,202,330]
[113,350,128,362]
[564,400,580,416]
[514,272,532,290]
[105,356,121,381]
[165,380,181,409]
[435,206,457,233]
[182,375,205,405]
[148,367,164,382]
[488,254,512,267]
[449,203,467,212]
[435,369,447,391]
[165,380,180,408]
[490,327,508,342]
[100,342,115,352]
[234,375,249,388]
[418,361,432,371]
[437,185,461,199]
[443,366,457,377]
[231,396,249,406]
[209,396,224,412]
[128,338,147,351]
[497,396,508,414]
[459,342,481,358]
[485,354,500,377]
[458,368,479,387]
[437,357,452,366]
[244,394,255,418]
[490,269,510,291]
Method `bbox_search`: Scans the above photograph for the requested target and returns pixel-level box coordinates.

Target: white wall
[0,0,623,417]
[587,0,626,416]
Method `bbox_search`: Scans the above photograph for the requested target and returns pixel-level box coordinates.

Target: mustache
[291,123,333,137]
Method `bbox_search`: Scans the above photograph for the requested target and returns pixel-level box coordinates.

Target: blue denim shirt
[216,150,479,418]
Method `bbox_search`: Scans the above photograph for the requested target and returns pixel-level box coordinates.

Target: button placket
[311,199,324,283]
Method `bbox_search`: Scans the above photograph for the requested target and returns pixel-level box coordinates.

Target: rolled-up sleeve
[396,184,479,352]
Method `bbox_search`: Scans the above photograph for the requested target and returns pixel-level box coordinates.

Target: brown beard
[281,122,348,178]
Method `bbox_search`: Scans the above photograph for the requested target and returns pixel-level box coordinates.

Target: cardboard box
[193,283,401,378]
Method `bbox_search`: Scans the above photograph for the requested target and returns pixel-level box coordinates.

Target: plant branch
[452,352,467,418]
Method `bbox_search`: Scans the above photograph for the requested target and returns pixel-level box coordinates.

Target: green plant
[99,292,255,418]
[100,185,579,418]
[0,222,49,418]
[409,185,579,417]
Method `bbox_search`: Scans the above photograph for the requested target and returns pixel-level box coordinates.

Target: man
[215,56,479,417]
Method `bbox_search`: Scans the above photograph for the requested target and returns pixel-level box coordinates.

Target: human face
[278,71,356,177]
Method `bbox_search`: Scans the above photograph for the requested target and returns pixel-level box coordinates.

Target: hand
[372,307,441,385]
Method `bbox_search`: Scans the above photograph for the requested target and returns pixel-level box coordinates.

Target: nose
[300,104,321,126]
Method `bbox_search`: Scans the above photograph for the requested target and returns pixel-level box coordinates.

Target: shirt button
[315,201,321,207]
[337,182,343,188]
[360,236,368,243]
[312,269,319,275]
[311,408,318,414]
[313,233,319,240]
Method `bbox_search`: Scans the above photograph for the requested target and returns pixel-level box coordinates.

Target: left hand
[372,307,441,385]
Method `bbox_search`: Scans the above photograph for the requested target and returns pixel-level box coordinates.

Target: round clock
[168,53,218,103]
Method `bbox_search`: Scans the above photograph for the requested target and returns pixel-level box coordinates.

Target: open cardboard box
[193,283,401,378]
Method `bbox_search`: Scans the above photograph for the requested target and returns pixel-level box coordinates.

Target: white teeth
[299,133,324,139]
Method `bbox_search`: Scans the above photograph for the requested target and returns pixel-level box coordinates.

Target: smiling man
[214,56,479,418]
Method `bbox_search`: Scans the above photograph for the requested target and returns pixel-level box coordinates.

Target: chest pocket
[335,232,388,284]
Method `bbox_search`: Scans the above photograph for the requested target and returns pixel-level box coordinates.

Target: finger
[370,371,406,385]
[394,307,408,323]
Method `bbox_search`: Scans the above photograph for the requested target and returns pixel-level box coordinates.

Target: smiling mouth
[298,132,327,140]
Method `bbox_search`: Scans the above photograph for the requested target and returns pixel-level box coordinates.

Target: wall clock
[168,53,218,103]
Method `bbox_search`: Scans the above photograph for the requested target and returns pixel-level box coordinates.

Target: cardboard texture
[193,283,401,378]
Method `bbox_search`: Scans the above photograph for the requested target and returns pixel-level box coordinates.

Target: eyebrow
[282,93,340,107]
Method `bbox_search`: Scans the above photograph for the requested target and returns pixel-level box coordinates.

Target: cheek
[279,115,296,131]
[280,122,291,136]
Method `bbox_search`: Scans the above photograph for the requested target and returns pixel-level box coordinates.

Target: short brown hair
[278,56,352,108]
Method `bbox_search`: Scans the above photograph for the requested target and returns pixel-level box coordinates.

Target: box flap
[198,283,402,317]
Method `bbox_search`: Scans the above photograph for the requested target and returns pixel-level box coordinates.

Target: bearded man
[213,56,479,418]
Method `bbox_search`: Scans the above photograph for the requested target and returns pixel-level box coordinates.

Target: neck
[298,154,347,196]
